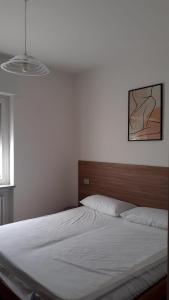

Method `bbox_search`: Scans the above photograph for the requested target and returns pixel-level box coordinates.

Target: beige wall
[76,61,169,167]
[0,68,77,221]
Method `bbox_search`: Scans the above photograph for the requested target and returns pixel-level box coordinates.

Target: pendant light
[1,0,50,76]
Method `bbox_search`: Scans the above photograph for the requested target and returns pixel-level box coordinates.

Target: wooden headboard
[78,161,169,209]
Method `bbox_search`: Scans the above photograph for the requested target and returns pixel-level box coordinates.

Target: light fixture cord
[24,0,28,55]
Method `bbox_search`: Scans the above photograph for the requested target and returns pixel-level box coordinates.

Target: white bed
[0,206,167,300]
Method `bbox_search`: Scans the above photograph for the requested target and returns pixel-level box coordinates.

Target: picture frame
[128,83,163,141]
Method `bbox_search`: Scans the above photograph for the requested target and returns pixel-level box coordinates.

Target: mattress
[0,206,167,300]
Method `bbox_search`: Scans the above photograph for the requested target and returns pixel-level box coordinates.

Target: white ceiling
[0,0,169,72]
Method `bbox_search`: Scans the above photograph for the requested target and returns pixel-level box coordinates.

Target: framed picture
[128,83,163,141]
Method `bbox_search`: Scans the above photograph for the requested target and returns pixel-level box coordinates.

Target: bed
[0,161,168,300]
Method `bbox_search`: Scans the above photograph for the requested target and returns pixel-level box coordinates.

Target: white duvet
[0,206,167,300]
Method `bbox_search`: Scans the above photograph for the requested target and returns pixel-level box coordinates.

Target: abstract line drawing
[128,84,163,141]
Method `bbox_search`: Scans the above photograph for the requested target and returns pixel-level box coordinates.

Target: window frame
[0,93,14,186]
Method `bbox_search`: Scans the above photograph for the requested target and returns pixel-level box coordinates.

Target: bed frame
[0,161,168,300]
[78,160,168,300]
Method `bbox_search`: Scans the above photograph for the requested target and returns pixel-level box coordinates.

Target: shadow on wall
[0,52,12,64]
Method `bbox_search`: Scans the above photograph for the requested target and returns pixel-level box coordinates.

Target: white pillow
[80,195,136,217]
[121,207,168,230]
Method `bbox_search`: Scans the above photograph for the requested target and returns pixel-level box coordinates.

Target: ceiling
[0,0,169,72]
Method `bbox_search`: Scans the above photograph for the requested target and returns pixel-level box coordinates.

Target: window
[0,94,13,185]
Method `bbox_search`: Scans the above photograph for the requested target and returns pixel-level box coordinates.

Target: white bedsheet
[0,206,167,300]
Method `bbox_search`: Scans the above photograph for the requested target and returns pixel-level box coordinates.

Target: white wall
[0,67,77,221]
[0,54,169,222]
[76,60,169,167]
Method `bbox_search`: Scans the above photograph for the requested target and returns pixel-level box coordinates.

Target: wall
[0,54,169,221]
[76,60,169,167]
[0,66,77,221]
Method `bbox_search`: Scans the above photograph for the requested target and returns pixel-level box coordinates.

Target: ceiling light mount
[1,0,50,76]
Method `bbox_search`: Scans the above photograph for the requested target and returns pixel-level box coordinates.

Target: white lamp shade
[1,54,50,76]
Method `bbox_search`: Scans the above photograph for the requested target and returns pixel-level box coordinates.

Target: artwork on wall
[128,83,163,141]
